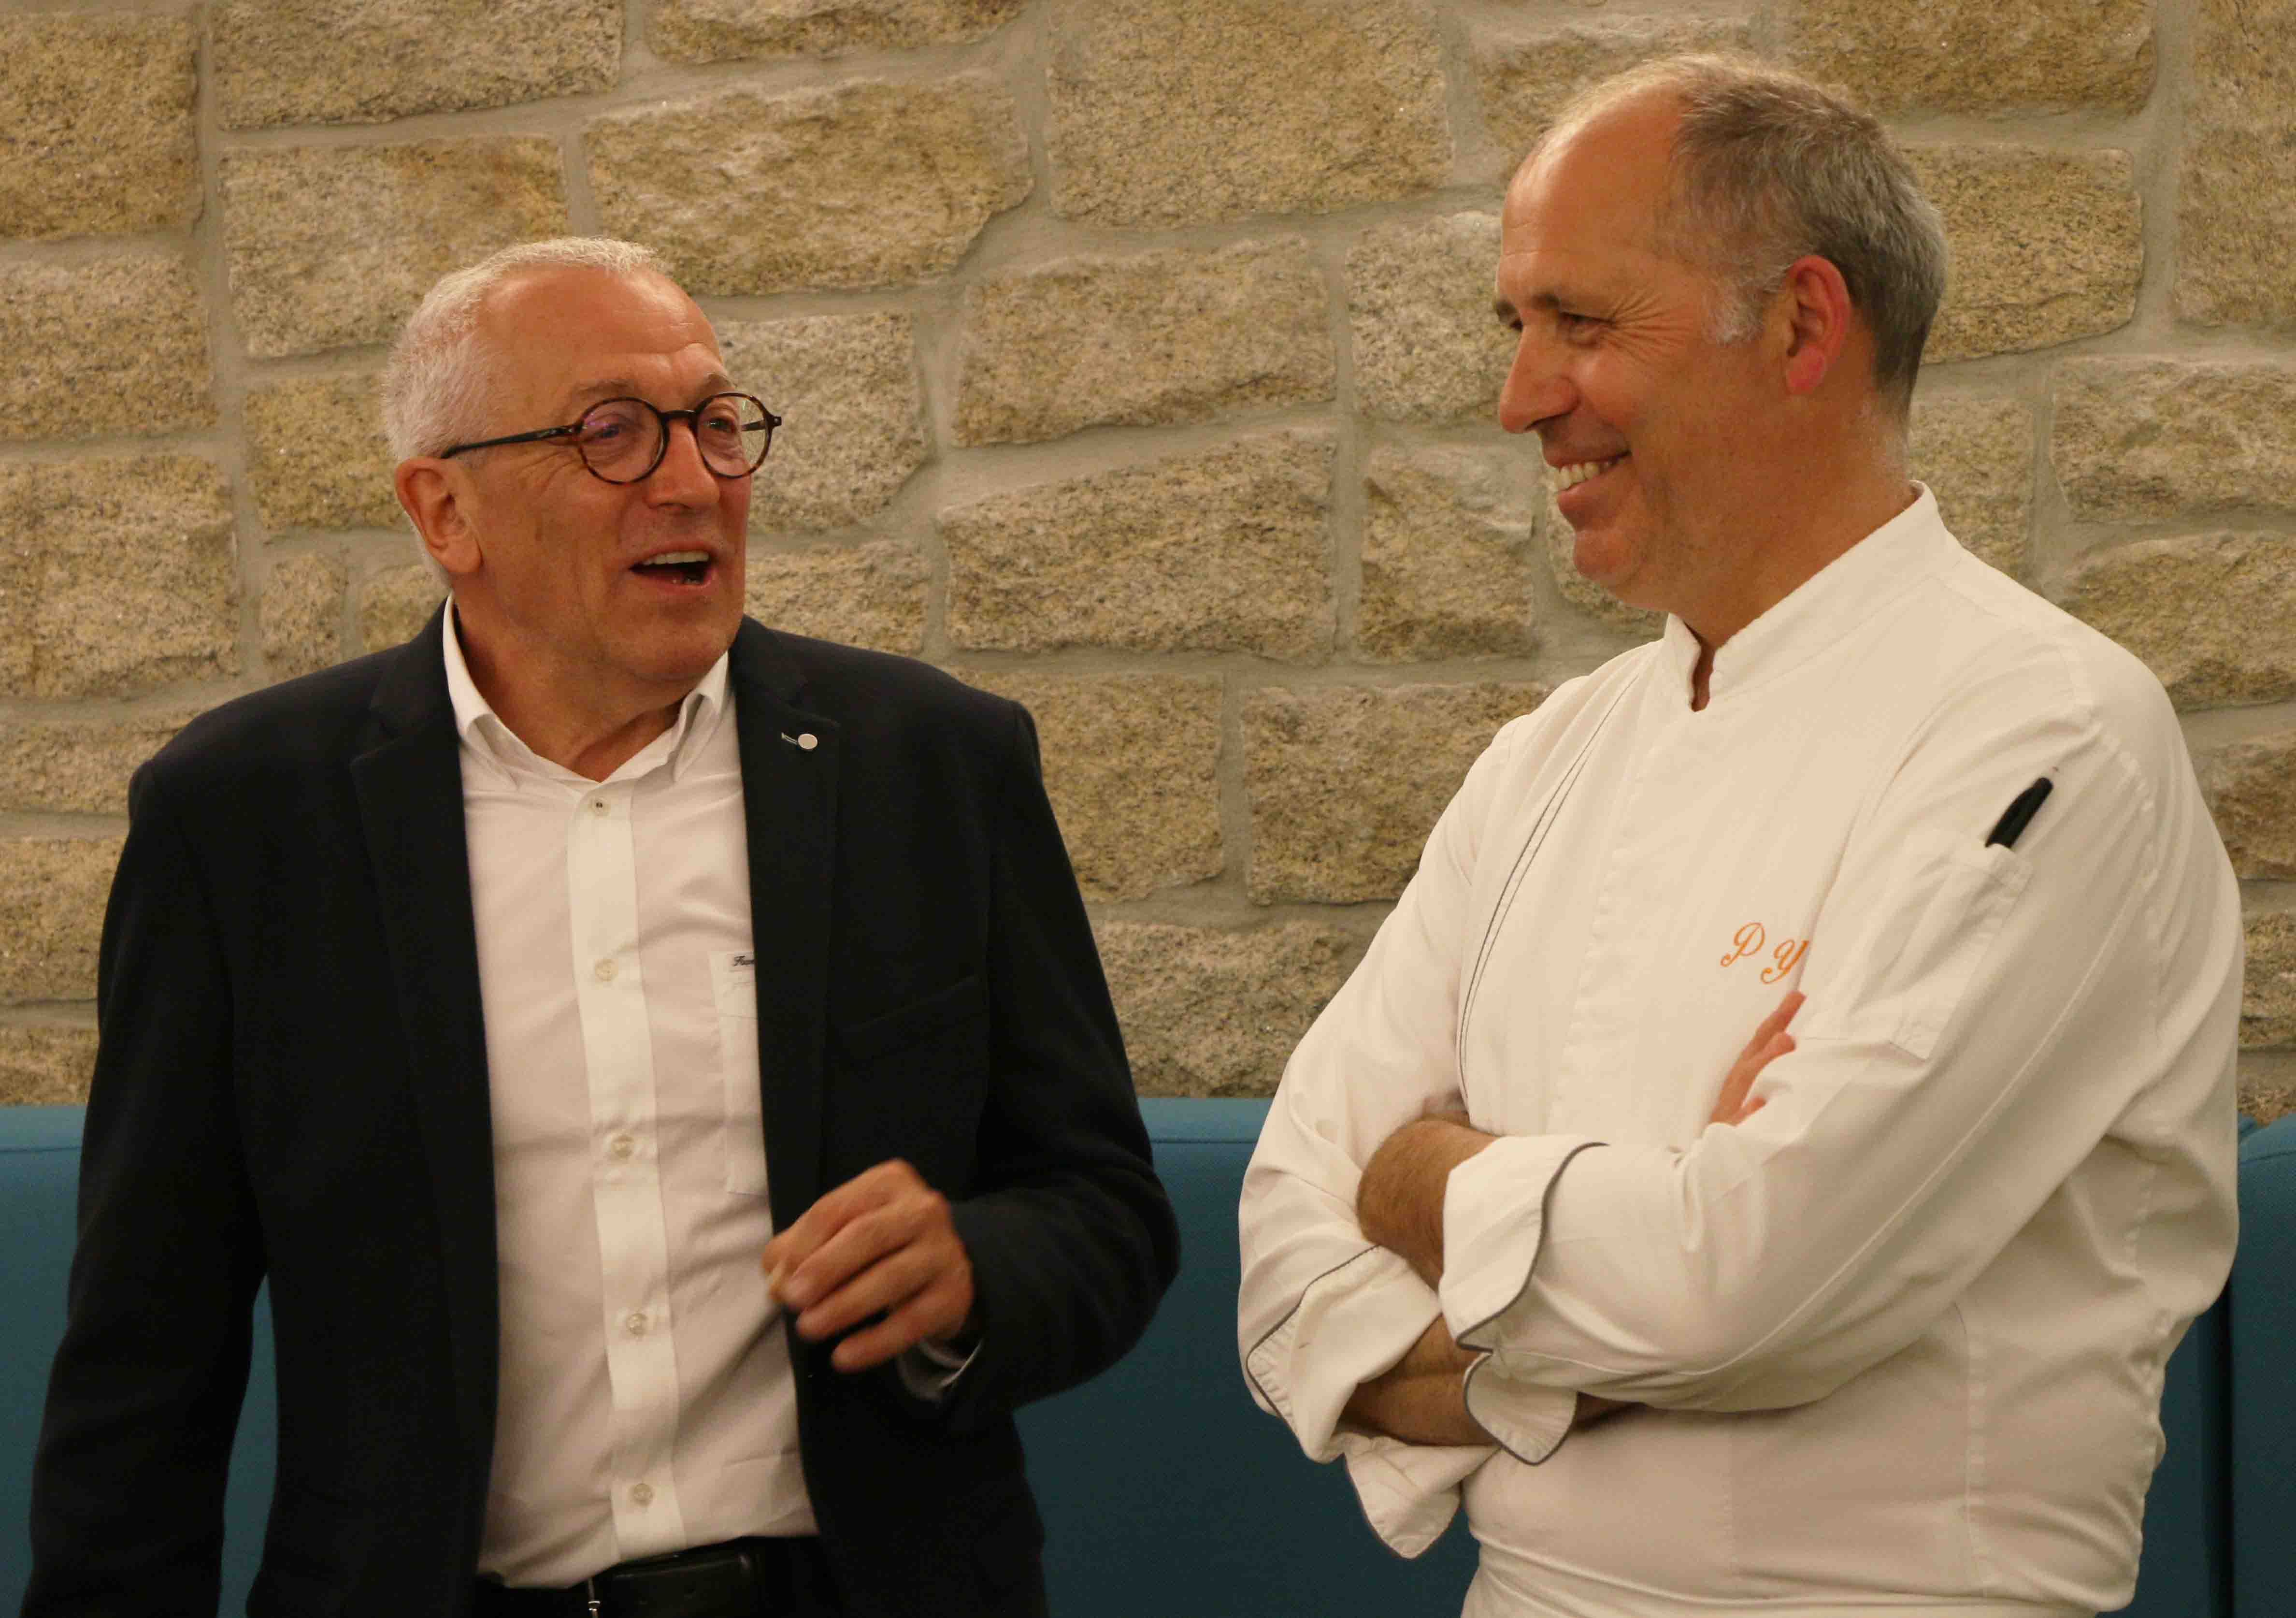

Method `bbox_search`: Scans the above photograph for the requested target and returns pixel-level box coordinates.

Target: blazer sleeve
[25,764,267,1617]
[935,701,1180,1431]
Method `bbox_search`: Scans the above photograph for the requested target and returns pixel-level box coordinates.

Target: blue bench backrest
[5,1102,2286,1615]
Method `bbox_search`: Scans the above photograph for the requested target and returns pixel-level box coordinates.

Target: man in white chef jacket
[1237,53,2243,1618]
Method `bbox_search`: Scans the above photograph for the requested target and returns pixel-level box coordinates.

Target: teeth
[643,550,710,565]
[1550,455,1625,492]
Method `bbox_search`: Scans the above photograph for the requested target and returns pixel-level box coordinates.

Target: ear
[1777,254,1853,398]
[395,458,482,579]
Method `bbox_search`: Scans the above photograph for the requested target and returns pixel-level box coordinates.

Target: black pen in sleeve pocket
[1984,777,2053,849]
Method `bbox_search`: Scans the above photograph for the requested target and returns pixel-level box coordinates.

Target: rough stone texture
[245,375,402,534]
[212,0,619,129]
[1246,682,1548,902]
[1910,396,2034,576]
[0,258,212,441]
[718,315,925,534]
[2053,362,2296,521]
[587,78,1029,296]
[0,15,198,239]
[262,553,347,681]
[956,241,1334,447]
[1359,446,1539,660]
[1350,214,1514,425]
[0,1026,99,1106]
[1094,922,1361,1096]
[359,563,446,653]
[743,541,928,656]
[1045,0,1450,227]
[944,431,1335,658]
[221,140,570,360]
[1779,0,2155,116]
[2198,730,2296,880]
[2061,535,2296,709]
[2243,910,2296,1050]
[0,459,238,700]
[2178,0,2296,329]
[966,674,1223,901]
[2240,1070,2294,1125]
[0,840,121,1006]
[1541,492,1667,639]
[1474,17,1755,170]
[1910,146,2141,362]
[651,0,1024,61]
[0,709,201,814]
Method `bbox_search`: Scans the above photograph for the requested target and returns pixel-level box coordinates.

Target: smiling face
[1494,94,1786,634]
[428,265,749,726]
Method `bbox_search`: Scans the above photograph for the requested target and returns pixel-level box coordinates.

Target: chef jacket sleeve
[1239,712,1583,1554]
[1437,660,2241,1425]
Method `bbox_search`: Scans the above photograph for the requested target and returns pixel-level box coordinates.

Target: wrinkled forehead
[477,266,728,412]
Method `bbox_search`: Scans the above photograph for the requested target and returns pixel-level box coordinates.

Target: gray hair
[1533,55,1948,418]
[380,238,673,576]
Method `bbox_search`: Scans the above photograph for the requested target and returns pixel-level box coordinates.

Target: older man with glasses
[25,238,1177,1618]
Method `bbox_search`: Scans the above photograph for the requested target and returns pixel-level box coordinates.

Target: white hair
[380,238,673,578]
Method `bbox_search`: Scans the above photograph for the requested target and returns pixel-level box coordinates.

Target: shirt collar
[441,601,733,788]
[1659,483,1959,708]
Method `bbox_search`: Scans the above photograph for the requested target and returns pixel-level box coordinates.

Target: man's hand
[1712,990,1803,1127]
[761,1159,975,1373]
[1357,1113,1498,1289]
[1340,1315,1487,1446]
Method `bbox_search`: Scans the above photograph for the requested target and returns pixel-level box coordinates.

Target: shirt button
[630,1482,654,1507]
[607,1134,636,1161]
[588,798,610,817]
[593,958,617,982]
[624,1311,649,1336]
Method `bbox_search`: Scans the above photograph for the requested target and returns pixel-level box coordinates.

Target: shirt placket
[565,778,691,1560]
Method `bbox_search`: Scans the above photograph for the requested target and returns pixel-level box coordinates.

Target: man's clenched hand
[762,1159,976,1372]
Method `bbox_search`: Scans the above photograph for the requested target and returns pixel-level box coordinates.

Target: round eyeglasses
[438,393,781,485]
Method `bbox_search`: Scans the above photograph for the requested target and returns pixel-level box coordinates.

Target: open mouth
[1550,454,1627,494]
[632,549,714,586]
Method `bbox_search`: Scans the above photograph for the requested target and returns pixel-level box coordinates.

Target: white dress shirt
[445,614,814,1585]
[1239,488,2243,1618]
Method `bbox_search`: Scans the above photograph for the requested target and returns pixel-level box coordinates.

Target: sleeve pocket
[1831,835,2033,1061]
[834,973,989,1065]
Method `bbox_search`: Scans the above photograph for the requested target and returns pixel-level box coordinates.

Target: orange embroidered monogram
[1721,922,1808,983]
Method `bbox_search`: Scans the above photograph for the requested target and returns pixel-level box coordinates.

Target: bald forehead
[1507,89,1683,224]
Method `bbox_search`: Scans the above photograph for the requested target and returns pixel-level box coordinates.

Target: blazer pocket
[834,973,989,1066]
[712,949,770,1197]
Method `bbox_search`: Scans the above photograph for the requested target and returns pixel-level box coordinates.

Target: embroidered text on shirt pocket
[1851,836,2033,1060]
[711,949,769,1197]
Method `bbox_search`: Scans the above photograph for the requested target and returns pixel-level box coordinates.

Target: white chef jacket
[1238,488,2242,1618]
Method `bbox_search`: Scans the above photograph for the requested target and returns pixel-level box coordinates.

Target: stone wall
[3,0,2293,1124]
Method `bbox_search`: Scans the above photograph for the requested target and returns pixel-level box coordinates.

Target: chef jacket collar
[1660,483,1957,710]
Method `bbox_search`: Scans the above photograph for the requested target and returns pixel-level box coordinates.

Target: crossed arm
[1338,993,1804,1446]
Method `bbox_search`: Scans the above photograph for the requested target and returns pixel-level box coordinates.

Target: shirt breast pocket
[711,949,769,1197]
[1818,833,2034,1061]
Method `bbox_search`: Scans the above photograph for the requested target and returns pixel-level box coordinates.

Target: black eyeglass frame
[437,392,783,485]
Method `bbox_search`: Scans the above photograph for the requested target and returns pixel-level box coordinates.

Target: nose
[644,416,721,507]
[1497,324,1574,436]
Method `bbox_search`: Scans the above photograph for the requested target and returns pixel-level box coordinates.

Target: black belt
[475,1537,829,1618]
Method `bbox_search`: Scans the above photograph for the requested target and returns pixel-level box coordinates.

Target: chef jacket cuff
[1440,1135,1605,1355]
[1245,1244,1452,1459]
[1337,1432,1491,1556]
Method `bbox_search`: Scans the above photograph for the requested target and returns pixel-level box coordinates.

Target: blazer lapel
[728,621,838,1230]
[348,610,500,1470]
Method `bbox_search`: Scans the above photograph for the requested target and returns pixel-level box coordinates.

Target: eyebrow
[560,374,739,413]
[1493,290,1565,326]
